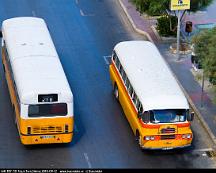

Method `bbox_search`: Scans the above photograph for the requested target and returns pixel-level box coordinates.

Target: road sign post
[170,0,190,61]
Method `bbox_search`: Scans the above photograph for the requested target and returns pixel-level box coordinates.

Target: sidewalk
[119,0,216,145]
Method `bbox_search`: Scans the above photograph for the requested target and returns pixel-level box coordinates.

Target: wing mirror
[139,111,150,123]
[187,112,194,121]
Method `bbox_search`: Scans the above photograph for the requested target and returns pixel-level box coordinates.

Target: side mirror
[143,111,150,123]
[187,112,194,121]
[0,30,2,38]
[137,113,142,119]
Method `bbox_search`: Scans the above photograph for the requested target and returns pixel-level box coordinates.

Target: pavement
[119,0,216,146]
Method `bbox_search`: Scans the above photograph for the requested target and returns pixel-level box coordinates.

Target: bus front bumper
[141,138,193,150]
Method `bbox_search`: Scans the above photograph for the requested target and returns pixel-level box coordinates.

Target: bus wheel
[113,84,119,100]
[12,105,17,125]
[136,131,142,148]
[2,64,5,73]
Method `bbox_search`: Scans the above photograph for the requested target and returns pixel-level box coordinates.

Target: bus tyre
[2,64,5,73]
[12,105,16,125]
[136,131,142,148]
[113,84,119,100]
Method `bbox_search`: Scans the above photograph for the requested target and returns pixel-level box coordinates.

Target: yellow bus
[109,41,194,150]
[0,17,74,145]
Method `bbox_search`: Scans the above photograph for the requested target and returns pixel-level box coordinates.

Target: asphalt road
[0,0,215,168]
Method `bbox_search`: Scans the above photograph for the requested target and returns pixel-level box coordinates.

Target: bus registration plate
[41,135,55,139]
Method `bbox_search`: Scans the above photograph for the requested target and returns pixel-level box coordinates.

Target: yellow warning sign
[170,0,190,10]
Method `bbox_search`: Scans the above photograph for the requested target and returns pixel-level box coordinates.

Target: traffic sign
[170,0,190,11]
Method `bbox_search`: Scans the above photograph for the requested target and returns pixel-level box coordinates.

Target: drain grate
[206,150,216,158]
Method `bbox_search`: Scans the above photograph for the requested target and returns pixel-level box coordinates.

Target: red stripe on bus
[139,119,190,128]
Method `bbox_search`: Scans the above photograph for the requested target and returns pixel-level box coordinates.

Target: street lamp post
[201,72,205,108]
[176,10,181,61]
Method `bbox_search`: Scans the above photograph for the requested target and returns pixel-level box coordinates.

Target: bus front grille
[32,126,63,134]
[160,135,176,140]
[160,128,176,134]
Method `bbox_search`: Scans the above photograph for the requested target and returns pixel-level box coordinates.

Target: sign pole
[170,0,190,60]
[177,10,181,61]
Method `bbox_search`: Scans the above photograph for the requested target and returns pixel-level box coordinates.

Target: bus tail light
[27,127,31,135]
[65,124,69,133]
[144,136,155,141]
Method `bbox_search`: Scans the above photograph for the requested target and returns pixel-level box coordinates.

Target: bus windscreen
[149,109,188,123]
[28,103,67,117]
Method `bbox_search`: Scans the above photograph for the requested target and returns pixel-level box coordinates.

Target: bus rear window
[28,103,67,117]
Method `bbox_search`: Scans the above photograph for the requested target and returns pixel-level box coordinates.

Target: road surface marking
[103,55,111,65]
[192,148,213,152]
[74,124,78,133]
[80,9,95,17]
[84,153,92,168]
[32,10,36,17]
[75,0,79,5]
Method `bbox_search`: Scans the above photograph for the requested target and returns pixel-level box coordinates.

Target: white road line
[84,153,92,168]
[74,124,78,132]
[75,0,79,5]
[80,9,95,17]
[80,9,85,16]
[32,10,36,17]
[103,55,111,65]
[192,148,213,152]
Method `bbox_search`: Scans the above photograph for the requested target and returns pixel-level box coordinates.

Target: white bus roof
[114,41,189,111]
[2,17,73,104]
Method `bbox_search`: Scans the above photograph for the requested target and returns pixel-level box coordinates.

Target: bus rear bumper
[20,133,73,145]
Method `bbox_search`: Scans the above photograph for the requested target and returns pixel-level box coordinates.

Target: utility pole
[201,72,205,108]
[176,10,181,61]
[170,0,191,60]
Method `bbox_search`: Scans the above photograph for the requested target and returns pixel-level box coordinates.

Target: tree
[131,0,213,16]
[192,27,216,93]
[131,0,213,36]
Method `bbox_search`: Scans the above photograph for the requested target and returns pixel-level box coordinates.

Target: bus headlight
[150,136,155,140]
[144,136,155,141]
[182,134,192,139]
[186,134,192,139]
[144,136,150,140]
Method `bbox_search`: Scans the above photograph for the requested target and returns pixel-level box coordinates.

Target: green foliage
[131,0,213,37]
[131,0,213,16]
[190,0,214,12]
[156,15,177,37]
[131,0,169,16]
[192,27,216,85]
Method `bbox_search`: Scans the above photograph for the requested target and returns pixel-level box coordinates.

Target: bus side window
[132,93,137,105]
[119,63,122,73]
[115,56,120,70]
[120,65,126,80]
[136,99,142,113]
[112,51,117,63]
[129,85,134,98]
[138,102,143,113]
[125,77,129,88]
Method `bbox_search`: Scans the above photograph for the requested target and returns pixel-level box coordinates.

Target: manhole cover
[206,150,216,158]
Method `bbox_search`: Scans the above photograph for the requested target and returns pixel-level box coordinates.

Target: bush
[209,72,216,85]
[156,15,177,37]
